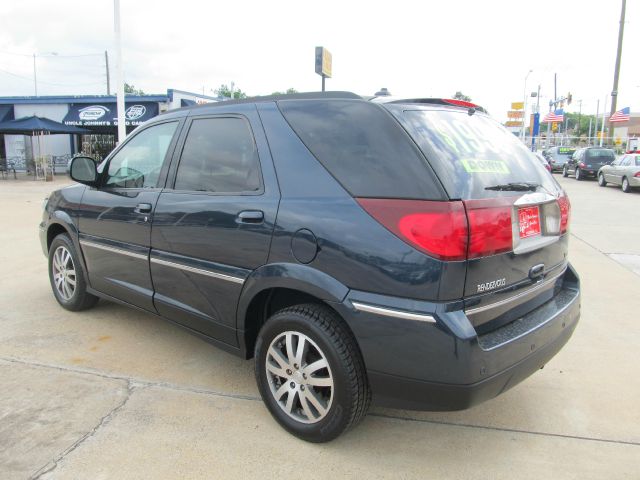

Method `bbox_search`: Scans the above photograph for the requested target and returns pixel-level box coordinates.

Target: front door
[150,111,279,346]
[78,120,182,311]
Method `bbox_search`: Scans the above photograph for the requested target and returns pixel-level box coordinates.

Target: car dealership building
[0,88,217,171]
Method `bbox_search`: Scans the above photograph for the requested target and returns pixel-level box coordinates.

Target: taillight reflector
[558,194,571,234]
[464,199,514,258]
[356,199,468,261]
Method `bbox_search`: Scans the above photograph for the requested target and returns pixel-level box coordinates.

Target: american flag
[609,107,630,123]
[542,109,564,123]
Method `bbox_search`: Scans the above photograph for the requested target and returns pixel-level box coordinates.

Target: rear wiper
[485,182,540,192]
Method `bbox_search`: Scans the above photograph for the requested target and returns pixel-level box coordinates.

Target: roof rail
[185,91,362,110]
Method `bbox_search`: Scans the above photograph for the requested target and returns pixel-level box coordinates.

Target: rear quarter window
[278,99,444,199]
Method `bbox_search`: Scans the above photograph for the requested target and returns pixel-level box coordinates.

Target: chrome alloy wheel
[265,331,334,424]
[52,246,76,301]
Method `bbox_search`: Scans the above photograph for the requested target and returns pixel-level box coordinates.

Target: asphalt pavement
[0,174,638,479]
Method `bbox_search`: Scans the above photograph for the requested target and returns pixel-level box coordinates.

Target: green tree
[453,91,472,102]
[270,88,299,96]
[565,112,598,137]
[214,84,247,99]
[124,83,145,95]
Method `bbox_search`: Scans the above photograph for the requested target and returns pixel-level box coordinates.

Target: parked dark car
[598,153,640,192]
[544,146,576,172]
[534,152,552,172]
[39,92,580,442]
[564,147,615,180]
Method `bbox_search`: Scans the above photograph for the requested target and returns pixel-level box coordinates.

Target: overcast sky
[1,0,637,122]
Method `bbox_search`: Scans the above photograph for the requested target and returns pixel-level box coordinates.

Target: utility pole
[600,96,607,147]
[114,0,126,143]
[609,0,626,140]
[32,54,37,96]
[594,99,600,145]
[578,99,582,140]
[105,50,111,95]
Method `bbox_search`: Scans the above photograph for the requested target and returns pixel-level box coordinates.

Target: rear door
[150,108,279,346]
[78,120,182,311]
[607,156,625,183]
[390,105,570,333]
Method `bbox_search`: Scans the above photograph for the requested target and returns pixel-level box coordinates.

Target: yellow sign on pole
[507,110,524,119]
[511,102,524,110]
[315,47,332,78]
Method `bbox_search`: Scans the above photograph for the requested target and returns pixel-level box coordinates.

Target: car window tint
[621,156,632,166]
[278,99,443,199]
[635,155,640,166]
[586,149,615,160]
[397,108,560,200]
[105,122,178,188]
[174,117,261,193]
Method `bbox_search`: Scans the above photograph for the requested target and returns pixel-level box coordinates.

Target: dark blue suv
[40,92,580,442]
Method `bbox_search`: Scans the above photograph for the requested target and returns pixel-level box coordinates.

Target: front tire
[254,304,370,442]
[562,166,569,177]
[48,233,98,311]
[598,173,607,187]
[622,177,631,193]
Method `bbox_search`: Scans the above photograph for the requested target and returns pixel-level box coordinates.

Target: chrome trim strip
[465,266,567,316]
[80,240,147,261]
[150,257,245,285]
[351,301,436,323]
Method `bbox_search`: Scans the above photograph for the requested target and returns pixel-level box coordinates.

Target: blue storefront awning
[63,101,159,128]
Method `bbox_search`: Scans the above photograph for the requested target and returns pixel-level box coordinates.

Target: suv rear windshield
[278,99,444,199]
[585,149,615,161]
[394,107,560,199]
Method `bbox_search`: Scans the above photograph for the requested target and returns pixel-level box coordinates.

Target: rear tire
[48,233,98,311]
[562,166,568,177]
[622,177,631,193]
[598,173,607,187]
[254,304,370,442]
[575,168,582,180]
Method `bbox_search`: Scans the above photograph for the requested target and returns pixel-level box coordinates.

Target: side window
[635,156,640,166]
[105,121,179,188]
[174,117,261,193]
[621,156,631,166]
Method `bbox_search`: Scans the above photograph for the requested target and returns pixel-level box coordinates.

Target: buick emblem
[79,105,110,120]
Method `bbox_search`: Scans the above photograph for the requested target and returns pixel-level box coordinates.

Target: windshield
[397,108,560,199]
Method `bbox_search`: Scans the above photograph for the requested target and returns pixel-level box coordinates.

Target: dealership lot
[0,175,638,479]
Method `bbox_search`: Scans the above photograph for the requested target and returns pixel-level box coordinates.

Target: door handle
[134,203,153,214]
[236,210,264,224]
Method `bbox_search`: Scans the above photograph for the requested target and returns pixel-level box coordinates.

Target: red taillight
[356,199,468,261]
[464,199,514,258]
[579,162,586,168]
[443,99,479,109]
[545,164,552,172]
[634,172,640,178]
[558,194,571,234]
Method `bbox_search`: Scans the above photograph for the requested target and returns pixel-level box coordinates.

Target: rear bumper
[335,263,580,411]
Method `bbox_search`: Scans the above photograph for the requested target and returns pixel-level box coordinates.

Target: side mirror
[69,156,98,186]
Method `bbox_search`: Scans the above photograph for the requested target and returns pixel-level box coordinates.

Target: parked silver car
[598,153,640,193]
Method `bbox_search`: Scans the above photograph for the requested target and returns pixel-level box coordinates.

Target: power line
[0,67,104,87]
[0,50,105,58]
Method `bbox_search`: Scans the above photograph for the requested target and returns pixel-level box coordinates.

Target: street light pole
[520,69,532,141]
[33,54,37,96]
[114,0,126,143]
